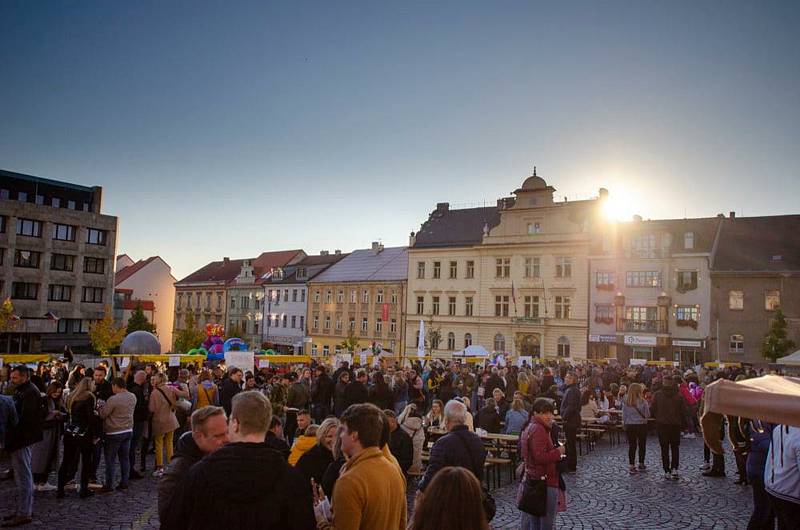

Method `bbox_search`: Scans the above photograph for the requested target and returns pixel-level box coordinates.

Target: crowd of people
[0,355,798,529]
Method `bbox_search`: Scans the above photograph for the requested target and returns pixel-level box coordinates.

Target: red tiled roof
[120,299,155,311]
[252,250,305,277]
[176,250,304,286]
[115,288,134,294]
[115,256,158,286]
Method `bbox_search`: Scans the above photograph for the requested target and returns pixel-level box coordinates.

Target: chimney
[436,202,449,212]
[223,257,230,264]
[599,188,609,199]
[729,211,736,219]
[409,231,416,247]
[320,250,329,256]
[334,249,341,255]
[371,241,384,253]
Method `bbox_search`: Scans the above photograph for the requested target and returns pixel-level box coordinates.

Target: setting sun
[601,189,640,222]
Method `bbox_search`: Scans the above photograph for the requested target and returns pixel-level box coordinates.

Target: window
[416,296,424,315]
[527,222,542,234]
[376,318,383,333]
[595,304,614,322]
[0,189,7,200]
[292,289,298,302]
[16,218,42,237]
[230,297,237,310]
[523,296,539,318]
[86,228,107,245]
[449,261,458,279]
[494,295,509,317]
[82,286,104,303]
[323,345,329,355]
[557,336,570,357]
[729,290,744,310]
[464,333,472,348]
[283,289,289,302]
[349,317,355,331]
[300,316,305,330]
[217,293,223,309]
[466,260,475,279]
[282,315,287,327]
[335,317,342,330]
[240,296,248,310]
[254,322,259,335]
[391,290,398,304]
[595,271,615,288]
[432,261,441,279]
[555,257,572,278]
[14,250,41,268]
[52,223,76,241]
[350,290,356,303]
[390,319,396,333]
[417,262,426,279]
[684,232,695,250]
[301,289,306,303]
[730,334,744,353]
[496,258,511,278]
[432,296,440,315]
[324,315,331,329]
[555,296,571,319]
[676,306,699,322]
[67,200,76,210]
[51,253,75,271]
[361,318,368,332]
[631,234,657,258]
[337,290,344,303]
[626,271,662,288]
[325,290,332,303]
[525,257,540,279]
[51,197,60,207]
[296,267,306,279]
[677,271,698,291]
[494,333,506,352]
[18,191,27,202]
[362,290,369,303]
[12,282,39,300]
[0,216,4,233]
[765,290,780,311]
[35,194,44,205]
[376,289,384,303]
[447,332,455,350]
[448,296,456,315]
[313,315,319,330]
[465,296,474,316]
[313,290,320,303]
[84,257,106,274]
[177,294,183,310]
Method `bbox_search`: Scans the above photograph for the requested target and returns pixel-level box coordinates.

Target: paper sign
[629,358,647,366]
[225,351,254,372]
[359,353,367,366]
[258,358,270,369]
[517,356,533,367]
[120,357,130,369]
[168,355,181,367]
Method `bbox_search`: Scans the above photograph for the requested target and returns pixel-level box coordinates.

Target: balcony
[620,319,668,333]
[512,317,544,325]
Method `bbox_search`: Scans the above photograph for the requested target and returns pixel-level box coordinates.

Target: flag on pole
[417,319,425,358]
[511,281,518,316]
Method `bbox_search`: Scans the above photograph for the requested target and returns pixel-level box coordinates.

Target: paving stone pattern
[1,436,752,529]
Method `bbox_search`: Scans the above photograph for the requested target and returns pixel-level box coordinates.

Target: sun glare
[601,190,639,222]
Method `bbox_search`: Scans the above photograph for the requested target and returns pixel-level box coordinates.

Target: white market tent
[455,344,490,357]
[777,349,800,366]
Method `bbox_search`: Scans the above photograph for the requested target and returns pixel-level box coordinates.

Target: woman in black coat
[367,372,393,411]
[57,377,101,498]
[296,418,339,487]
[333,373,350,417]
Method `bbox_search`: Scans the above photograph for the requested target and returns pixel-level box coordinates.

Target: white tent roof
[455,344,490,357]
[777,349,800,366]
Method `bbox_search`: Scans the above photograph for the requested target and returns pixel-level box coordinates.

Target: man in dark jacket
[158,406,229,524]
[485,368,505,397]
[560,372,581,472]
[384,410,413,474]
[344,370,369,408]
[219,368,243,417]
[127,370,149,478]
[650,375,686,479]
[265,416,290,460]
[5,365,43,527]
[419,400,486,492]
[310,366,333,423]
[162,391,315,530]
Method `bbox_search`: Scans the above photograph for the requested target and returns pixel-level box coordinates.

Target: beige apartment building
[405,171,604,360]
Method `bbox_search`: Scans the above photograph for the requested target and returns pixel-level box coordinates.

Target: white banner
[225,351,255,372]
[624,335,657,346]
[629,358,648,366]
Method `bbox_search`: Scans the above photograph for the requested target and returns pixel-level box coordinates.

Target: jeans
[104,432,132,488]
[519,486,558,530]
[58,434,93,494]
[91,437,103,480]
[153,431,174,468]
[563,423,578,471]
[311,404,330,424]
[746,475,775,530]
[129,421,146,472]
[657,424,681,473]
[770,494,800,530]
[10,447,33,517]
[625,424,648,466]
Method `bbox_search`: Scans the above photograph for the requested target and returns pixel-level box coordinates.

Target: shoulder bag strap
[156,387,175,411]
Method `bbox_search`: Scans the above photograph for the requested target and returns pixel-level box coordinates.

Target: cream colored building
[114,255,177,348]
[405,171,605,360]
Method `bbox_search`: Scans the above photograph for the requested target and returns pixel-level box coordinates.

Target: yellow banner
[0,354,52,363]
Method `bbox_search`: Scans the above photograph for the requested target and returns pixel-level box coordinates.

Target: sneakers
[700,462,711,471]
[629,465,638,474]
[671,470,680,480]
[663,472,672,480]
[152,469,164,478]
[638,463,647,471]
[35,483,56,492]
[683,433,696,439]
[87,480,103,490]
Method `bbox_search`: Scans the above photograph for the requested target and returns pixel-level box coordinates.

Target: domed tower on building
[511,167,557,209]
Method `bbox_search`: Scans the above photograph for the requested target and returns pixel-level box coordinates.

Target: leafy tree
[126,302,156,335]
[426,316,441,355]
[89,306,126,356]
[762,308,796,362]
[0,298,17,333]
[341,330,359,354]
[174,312,206,354]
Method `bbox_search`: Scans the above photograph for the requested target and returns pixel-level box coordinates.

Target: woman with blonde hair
[504,397,529,435]
[297,418,340,485]
[621,382,650,474]
[517,371,530,395]
[148,372,189,477]
[57,377,100,498]
[410,466,489,530]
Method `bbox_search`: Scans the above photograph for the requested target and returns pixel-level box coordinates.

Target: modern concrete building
[588,216,721,365]
[0,169,118,352]
[308,244,407,356]
[405,171,604,360]
[114,255,177,348]
[261,251,347,354]
[711,214,800,365]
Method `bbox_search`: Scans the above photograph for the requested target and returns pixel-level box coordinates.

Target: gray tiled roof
[414,206,500,248]
[310,246,408,283]
[713,215,800,272]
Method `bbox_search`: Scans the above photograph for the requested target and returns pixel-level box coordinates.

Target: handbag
[517,471,548,516]
[453,432,496,521]
[64,421,88,438]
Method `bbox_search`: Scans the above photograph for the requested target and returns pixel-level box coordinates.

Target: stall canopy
[703,375,800,428]
[777,349,800,366]
[456,345,490,357]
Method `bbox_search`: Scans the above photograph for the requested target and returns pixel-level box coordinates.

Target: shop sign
[623,335,657,346]
[673,339,703,348]
[589,334,617,343]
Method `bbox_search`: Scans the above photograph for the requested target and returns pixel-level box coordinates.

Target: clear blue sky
[2,1,799,280]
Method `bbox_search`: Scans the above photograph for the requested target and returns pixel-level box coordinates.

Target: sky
[2,1,799,280]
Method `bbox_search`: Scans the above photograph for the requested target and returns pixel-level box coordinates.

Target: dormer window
[684,232,695,250]
[296,267,306,279]
[272,268,284,280]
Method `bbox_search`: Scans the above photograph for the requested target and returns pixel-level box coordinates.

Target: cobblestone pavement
[1,435,752,529]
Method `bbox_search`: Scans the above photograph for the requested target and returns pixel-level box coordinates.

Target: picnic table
[424,427,520,488]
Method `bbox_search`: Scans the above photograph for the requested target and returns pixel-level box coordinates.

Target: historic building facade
[405,171,604,360]
[0,169,118,352]
[308,244,407,356]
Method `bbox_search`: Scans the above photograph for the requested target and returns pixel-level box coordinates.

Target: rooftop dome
[120,330,161,355]
[520,167,548,190]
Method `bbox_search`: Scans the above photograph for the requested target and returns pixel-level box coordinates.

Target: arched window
[684,232,695,250]
[447,332,455,350]
[464,333,473,348]
[730,334,744,353]
[557,336,570,357]
[493,333,505,353]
